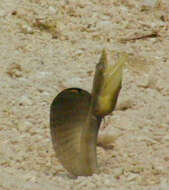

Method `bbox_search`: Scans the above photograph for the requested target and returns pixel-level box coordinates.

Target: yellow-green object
[50,49,126,176]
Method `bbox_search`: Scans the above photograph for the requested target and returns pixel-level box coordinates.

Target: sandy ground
[0,0,169,189]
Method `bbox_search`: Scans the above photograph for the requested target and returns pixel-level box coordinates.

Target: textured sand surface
[0,0,169,189]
